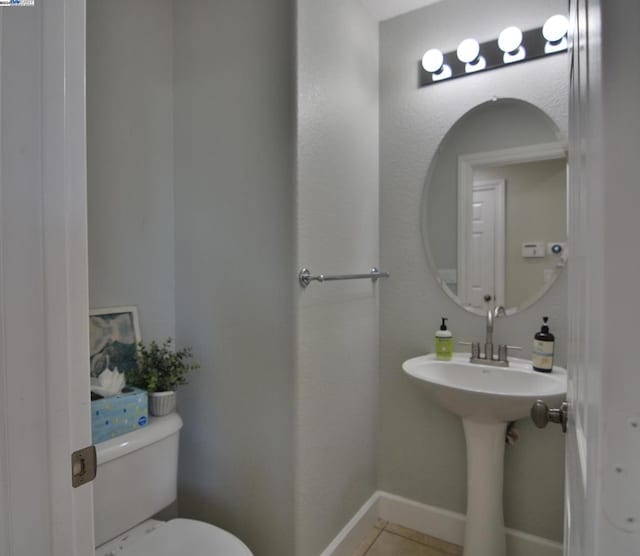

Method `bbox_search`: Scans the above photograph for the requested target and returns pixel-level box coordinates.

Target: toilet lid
[119,519,252,556]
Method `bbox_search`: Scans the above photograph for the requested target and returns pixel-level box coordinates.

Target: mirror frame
[421,99,568,316]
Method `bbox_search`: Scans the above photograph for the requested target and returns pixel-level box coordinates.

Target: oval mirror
[423,98,567,316]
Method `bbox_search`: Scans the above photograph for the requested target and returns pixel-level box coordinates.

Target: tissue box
[91,387,148,444]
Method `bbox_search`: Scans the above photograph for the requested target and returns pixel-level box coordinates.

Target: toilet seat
[99,519,252,556]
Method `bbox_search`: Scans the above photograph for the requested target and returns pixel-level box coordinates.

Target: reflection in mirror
[423,99,567,315]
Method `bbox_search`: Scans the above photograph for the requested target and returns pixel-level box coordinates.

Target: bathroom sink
[403,353,566,423]
[403,352,567,556]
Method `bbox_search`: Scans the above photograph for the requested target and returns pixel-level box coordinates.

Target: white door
[562,1,640,555]
[0,2,94,556]
[460,180,505,310]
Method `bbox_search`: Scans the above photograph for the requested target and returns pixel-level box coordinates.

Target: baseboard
[377,492,464,546]
[318,492,380,556]
[321,490,563,556]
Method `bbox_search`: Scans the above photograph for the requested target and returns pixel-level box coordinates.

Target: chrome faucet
[485,305,506,354]
[466,304,519,367]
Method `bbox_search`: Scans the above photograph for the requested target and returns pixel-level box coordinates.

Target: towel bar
[298,267,390,288]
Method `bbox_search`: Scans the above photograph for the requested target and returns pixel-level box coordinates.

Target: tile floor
[354,519,463,556]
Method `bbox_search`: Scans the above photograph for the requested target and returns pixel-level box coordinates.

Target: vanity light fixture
[456,38,486,73]
[418,15,568,88]
[421,48,452,81]
[498,26,525,63]
[542,14,569,53]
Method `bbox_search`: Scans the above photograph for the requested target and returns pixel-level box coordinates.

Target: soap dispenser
[532,316,555,372]
[435,317,453,361]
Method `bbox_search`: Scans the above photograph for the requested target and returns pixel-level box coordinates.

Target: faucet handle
[497,344,522,362]
[459,341,481,359]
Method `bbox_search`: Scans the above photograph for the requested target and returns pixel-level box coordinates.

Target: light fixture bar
[419,25,567,88]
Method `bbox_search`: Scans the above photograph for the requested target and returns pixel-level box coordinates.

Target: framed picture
[89,306,141,379]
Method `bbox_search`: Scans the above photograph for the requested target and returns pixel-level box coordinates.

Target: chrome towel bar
[298,267,390,288]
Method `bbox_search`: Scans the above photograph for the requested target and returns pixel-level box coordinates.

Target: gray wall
[173,2,296,555]
[379,0,568,542]
[87,0,175,342]
[295,1,380,553]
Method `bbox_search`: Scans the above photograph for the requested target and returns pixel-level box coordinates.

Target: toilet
[94,413,252,556]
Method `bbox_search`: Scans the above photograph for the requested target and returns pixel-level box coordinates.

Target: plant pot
[148,391,176,416]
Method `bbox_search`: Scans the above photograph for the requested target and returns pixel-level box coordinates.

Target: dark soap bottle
[532,317,555,372]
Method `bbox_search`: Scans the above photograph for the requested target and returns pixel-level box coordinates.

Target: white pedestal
[462,419,508,556]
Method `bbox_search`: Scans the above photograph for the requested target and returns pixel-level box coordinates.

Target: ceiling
[360,0,443,22]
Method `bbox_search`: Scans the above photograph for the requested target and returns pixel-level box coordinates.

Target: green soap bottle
[435,317,453,361]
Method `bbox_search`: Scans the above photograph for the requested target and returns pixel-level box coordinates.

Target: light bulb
[422,49,444,73]
[498,26,523,53]
[456,38,480,64]
[543,14,569,43]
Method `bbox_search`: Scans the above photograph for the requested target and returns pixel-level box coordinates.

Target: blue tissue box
[91,387,148,444]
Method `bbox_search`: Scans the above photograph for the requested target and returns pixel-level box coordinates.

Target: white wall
[379,0,568,542]
[173,2,296,555]
[87,0,175,342]
[295,1,380,553]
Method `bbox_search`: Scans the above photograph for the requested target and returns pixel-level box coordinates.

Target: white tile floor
[354,520,463,556]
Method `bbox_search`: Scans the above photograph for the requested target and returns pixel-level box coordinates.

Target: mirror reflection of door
[460,180,505,310]
[474,158,567,309]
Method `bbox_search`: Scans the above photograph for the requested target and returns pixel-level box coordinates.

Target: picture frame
[89,306,141,379]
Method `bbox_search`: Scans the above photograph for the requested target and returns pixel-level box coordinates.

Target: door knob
[531,400,568,433]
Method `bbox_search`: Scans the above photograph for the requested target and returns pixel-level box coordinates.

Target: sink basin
[403,353,567,556]
[403,353,566,423]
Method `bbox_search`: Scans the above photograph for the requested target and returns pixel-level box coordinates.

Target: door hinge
[71,445,97,488]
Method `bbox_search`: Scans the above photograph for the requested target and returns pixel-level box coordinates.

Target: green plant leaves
[127,338,200,393]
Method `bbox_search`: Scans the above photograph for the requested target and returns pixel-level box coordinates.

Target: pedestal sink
[402,353,566,556]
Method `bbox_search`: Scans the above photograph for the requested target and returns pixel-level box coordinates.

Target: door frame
[43,1,94,554]
[0,1,93,555]
[457,141,566,312]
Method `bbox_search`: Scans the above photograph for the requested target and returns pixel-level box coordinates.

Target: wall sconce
[419,15,568,87]
[457,38,486,73]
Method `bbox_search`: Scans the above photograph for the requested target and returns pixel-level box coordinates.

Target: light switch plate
[521,241,546,258]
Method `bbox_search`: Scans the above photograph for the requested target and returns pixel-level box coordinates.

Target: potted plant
[128,338,200,416]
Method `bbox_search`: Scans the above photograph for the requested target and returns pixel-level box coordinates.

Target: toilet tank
[93,413,183,547]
